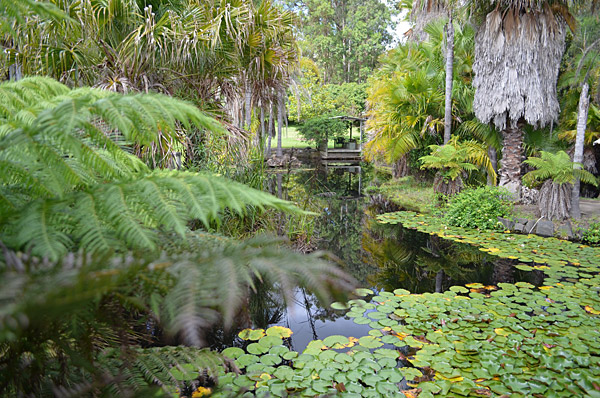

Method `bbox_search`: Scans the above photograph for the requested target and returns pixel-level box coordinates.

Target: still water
[209,166,541,352]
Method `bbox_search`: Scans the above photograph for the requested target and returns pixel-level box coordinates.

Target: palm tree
[523,150,597,220]
[410,1,464,144]
[471,0,577,199]
[365,20,476,175]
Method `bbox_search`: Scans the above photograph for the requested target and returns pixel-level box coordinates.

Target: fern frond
[160,236,355,344]
[5,171,305,259]
[523,150,597,187]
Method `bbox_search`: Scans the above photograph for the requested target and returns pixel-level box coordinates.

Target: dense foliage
[443,187,514,230]
[283,0,394,84]
[297,116,347,146]
[287,67,367,123]
[365,21,496,171]
[0,77,354,396]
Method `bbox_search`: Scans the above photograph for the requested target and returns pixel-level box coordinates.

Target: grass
[279,125,309,148]
[277,124,359,149]
[367,176,435,214]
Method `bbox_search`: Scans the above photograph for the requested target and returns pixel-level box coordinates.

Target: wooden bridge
[320,147,363,164]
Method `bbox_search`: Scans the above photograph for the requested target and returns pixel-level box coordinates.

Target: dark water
[209,166,542,352]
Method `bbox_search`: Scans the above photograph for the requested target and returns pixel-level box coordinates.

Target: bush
[297,116,347,145]
[443,186,513,230]
[583,222,600,245]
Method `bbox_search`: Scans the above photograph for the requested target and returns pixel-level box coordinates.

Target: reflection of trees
[362,206,498,293]
[249,281,285,329]
[316,198,377,285]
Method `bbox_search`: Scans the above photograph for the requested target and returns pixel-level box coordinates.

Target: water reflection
[214,167,543,352]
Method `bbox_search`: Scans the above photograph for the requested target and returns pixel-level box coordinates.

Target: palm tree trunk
[487,145,497,186]
[571,82,590,219]
[540,180,571,220]
[499,122,524,199]
[276,92,284,158]
[443,17,454,145]
[244,84,252,130]
[266,101,274,158]
[392,155,409,178]
[258,105,265,149]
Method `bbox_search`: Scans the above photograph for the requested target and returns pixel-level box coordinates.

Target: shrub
[297,116,347,145]
[583,222,600,245]
[443,186,513,230]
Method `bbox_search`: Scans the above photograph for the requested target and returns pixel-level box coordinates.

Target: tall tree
[410,1,463,145]
[471,0,575,199]
[287,0,394,83]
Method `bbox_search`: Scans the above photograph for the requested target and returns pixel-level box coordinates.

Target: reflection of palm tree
[249,282,285,329]
[492,258,515,285]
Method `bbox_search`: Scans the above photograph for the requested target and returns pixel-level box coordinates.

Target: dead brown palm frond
[473,3,568,131]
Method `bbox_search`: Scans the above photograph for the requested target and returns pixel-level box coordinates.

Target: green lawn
[277,124,358,148]
[279,125,309,148]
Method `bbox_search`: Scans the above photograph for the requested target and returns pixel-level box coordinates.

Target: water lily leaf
[354,288,374,297]
[367,311,388,320]
[239,328,265,341]
[311,379,330,393]
[358,336,383,349]
[260,354,281,366]
[323,335,350,349]
[403,367,423,380]
[353,316,371,324]
[247,342,269,355]
[450,286,469,294]
[237,354,259,368]
[222,347,244,359]
[304,340,326,355]
[282,351,298,360]
[584,305,600,315]
[331,302,350,310]
[265,326,293,338]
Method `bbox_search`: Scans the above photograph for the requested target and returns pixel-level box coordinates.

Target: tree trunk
[276,92,284,158]
[433,173,463,196]
[8,63,22,81]
[258,105,265,148]
[487,145,498,186]
[499,122,524,200]
[435,270,444,293]
[244,84,252,130]
[539,180,571,221]
[571,82,589,219]
[392,155,409,178]
[443,17,454,145]
[266,101,274,158]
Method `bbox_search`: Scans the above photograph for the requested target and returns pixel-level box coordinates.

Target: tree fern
[523,150,598,186]
[4,170,304,259]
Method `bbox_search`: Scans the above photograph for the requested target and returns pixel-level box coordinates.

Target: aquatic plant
[207,211,600,397]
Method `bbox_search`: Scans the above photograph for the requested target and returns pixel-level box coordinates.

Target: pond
[209,165,542,352]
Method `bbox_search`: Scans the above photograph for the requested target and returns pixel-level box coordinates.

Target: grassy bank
[366,176,435,214]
